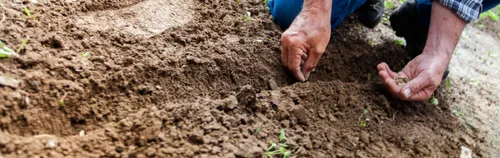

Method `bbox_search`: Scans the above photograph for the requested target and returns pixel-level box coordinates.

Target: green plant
[17,38,29,53]
[82,52,91,58]
[0,40,18,58]
[243,12,251,22]
[399,0,407,4]
[254,125,261,135]
[23,6,37,21]
[445,78,451,90]
[384,1,394,10]
[429,95,438,105]
[358,110,369,127]
[487,10,499,22]
[264,129,292,158]
[394,39,405,46]
[451,108,465,117]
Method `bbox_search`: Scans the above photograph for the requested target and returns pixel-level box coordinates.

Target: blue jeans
[268,0,500,30]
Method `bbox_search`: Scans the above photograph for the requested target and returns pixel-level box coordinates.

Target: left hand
[377,53,450,101]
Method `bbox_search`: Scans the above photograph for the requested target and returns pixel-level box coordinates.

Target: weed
[384,1,394,10]
[82,52,91,58]
[17,37,29,53]
[279,129,288,142]
[264,129,292,158]
[367,73,371,80]
[243,12,251,22]
[59,93,67,106]
[487,50,496,57]
[368,40,373,47]
[0,40,19,58]
[358,110,369,127]
[254,125,261,135]
[399,0,407,4]
[394,39,405,46]
[470,78,479,86]
[445,78,451,90]
[23,6,37,21]
[429,95,438,105]
[487,10,499,22]
[452,108,465,117]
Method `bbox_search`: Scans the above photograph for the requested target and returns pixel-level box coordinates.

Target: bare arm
[378,2,466,101]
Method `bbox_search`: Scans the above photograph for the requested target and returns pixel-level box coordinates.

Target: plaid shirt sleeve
[438,0,483,22]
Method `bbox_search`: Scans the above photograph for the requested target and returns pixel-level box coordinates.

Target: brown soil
[0,0,485,157]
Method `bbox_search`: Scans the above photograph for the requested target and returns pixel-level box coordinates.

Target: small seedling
[478,24,484,28]
[487,10,499,22]
[17,38,29,53]
[82,52,91,58]
[59,93,67,106]
[368,40,373,47]
[279,129,288,142]
[23,6,37,21]
[451,108,465,117]
[394,39,405,46]
[445,78,451,90]
[367,73,371,80]
[429,95,438,105]
[254,125,261,135]
[264,130,292,158]
[358,110,369,127]
[487,50,496,57]
[470,78,479,86]
[399,0,407,4]
[0,40,19,58]
[384,1,394,10]
[480,12,487,19]
[243,12,251,22]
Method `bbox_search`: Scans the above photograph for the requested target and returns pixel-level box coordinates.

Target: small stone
[145,147,157,157]
[79,130,85,136]
[318,110,326,119]
[460,146,472,158]
[46,138,57,148]
[0,75,20,88]
[268,79,278,90]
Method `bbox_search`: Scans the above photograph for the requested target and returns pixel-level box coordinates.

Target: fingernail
[304,72,311,81]
[403,89,411,98]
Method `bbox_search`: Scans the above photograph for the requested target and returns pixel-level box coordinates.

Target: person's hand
[377,53,450,101]
[281,11,331,82]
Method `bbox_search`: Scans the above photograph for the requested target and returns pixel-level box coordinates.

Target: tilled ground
[0,0,486,157]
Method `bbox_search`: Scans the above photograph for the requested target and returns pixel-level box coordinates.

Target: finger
[302,51,322,80]
[377,63,398,78]
[406,88,435,101]
[399,75,434,101]
[378,70,401,96]
[288,47,305,82]
[300,52,307,66]
[281,44,288,66]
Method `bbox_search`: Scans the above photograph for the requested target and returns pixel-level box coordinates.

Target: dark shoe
[358,0,385,28]
[389,0,427,58]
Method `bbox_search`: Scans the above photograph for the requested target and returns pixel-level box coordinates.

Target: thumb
[400,75,431,100]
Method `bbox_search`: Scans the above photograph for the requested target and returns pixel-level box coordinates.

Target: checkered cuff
[438,0,483,22]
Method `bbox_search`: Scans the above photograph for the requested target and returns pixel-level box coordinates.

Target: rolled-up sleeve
[438,0,483,22]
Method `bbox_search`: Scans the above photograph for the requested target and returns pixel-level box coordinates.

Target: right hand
[280,12,331,82]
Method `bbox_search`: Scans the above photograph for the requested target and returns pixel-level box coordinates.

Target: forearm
[423,2,466,60]
[303,0,332,15]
